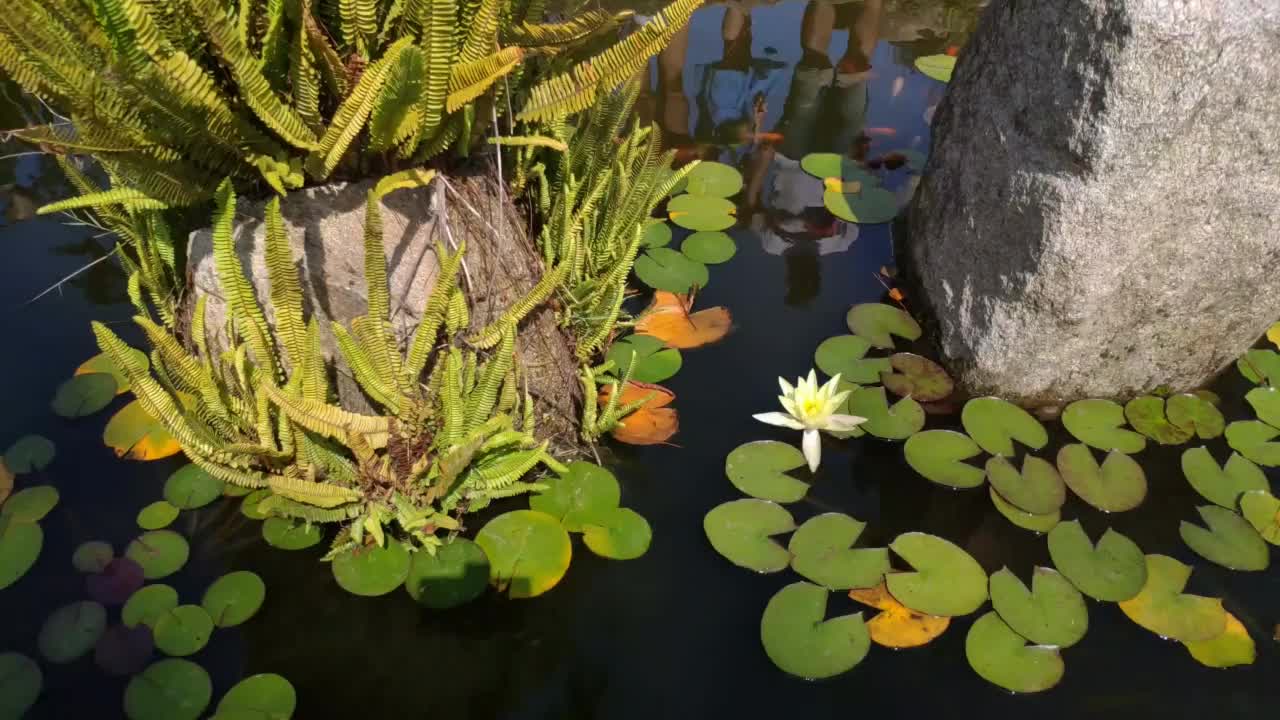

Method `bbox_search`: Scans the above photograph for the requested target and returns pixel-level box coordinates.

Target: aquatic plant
[754,371,866,472]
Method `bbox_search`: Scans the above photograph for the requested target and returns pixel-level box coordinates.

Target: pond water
[1,1,1278,718]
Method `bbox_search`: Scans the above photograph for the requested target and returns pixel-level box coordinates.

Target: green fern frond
[456,0,499,64]
[403,240,462,382]
[446,47,523,114]
[301,0,349,98]
[367,44,426,152]
[502,10,630,47]
[487,134,567,152]
[465,325,514,428]
[269,472,363,507]
[331,322,401,411]
[259,0,290,88]
[298,430,358,483]
[440,346,464,446]
[362,191,391,323]
[468,259,567,349]
[407,0,454,153]
[412,112,461,161]
[211,180,280,381]
[351,315,405,398]
[306,36,411,179]
[338,0,378,55]
[263,196,307,367]
[300,318,329,403]
[466,443,547,489]
[258,493,363,522]
[260,376,391,447]
[134,315,203,393]
[445,287,469,335]
[372,167,436,199]
[37,188,167,215]
[469,480,547,502]
[187,452,273,488]
[289,6,324,130]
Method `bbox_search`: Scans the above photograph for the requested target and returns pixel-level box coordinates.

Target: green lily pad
[605,335,682,384]
[845,303,921,349]
[404,538,489,608]
[984,455,1065,515]
[1166,393,1225,439]
[125,530,190,579]
[634,248,709,293]
[1246,386,1280,428]
[1240,489,1280,544]
[476,510,572,598]
[904,430,986,489]
[824,186,897,224]
[78,350,146,395]
[961,397,1048,457]
[880,353,953,401]
[1062,399,1146,453]
[1,485,59,522]
[990,487,1059,533]
[4,434,55,473]
[239,489,273,520]
[1117,554,1226,642]
[0,520,42,590]
[529,461,621,531]
[965,611,1063,694]
[725,440,809,502]
[1224,420,1280,466]
[124,659,212,720]
[886,532,987,616]
[800,153,876,183]
[1180,447,1268,509]
[123,584,179,629]
[137,501,179,530]
[582,507,652,560]
[38,600,107,663]
[1056,444,1147,512]
[668,194,736,231]
[153,605,213,657]
[0,652,41,719]
[685,161,743,197]
[261,518,323,550]
[760,581,870,679]
[215,673,296,720]
[847,386,924,440]
[641,220,672,248]
[163,465,225,510]
[331,539,411,597]
[202,571,266,626]
[1124,396,1193,445]
[813,335,891,384]
[989,567,1088,648]
[915,53,957,83]
[1184,613,1256,668]
[1237,349,1280,384]
[703,499,795,573]
[1179,505,1269,571]
[51,373,117,417]
[681,231,736,264]
[104,399,180,461]
[72,540,114,573]
[788,513,889,590]
[1046,521,1146,601]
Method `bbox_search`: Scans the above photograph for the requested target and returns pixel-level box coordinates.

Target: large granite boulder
[904,0,1280,406]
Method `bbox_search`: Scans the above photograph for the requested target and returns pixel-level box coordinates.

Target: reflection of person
[694,2,787,151]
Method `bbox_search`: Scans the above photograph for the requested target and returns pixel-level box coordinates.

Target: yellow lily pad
[1118,554,1226,642]
[104,400,181,461]
[1183,612,1255,668]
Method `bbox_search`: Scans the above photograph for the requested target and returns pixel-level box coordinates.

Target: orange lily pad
[849,581,950,648]
[598,381,678,445]
[104,400,181,461]
[635,291,732,349]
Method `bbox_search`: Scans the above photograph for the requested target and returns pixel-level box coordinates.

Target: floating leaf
[163,465,225,510]
[1240,490,1280,544]
[72,540,114,573]
[989,567,1088,648]
[153,605,213,657]
[1166,394,1224,439]
[1180,447,1268,509]
[703,499,794,573]
[240,489,272,519]
[216,674,297,720]
[261,518,323,550]
[51,373,117,418]
[634,248,709,293]
[1184,612,1255,668]
[1124,396,1193,445]
[880,353,953,401]
[990,487,1059,533]
[1237,349,1280,384]
[38,600,107,663]
[125,530,190,580]
[1225,420,1280,465]
[530,461,621,531]
[0,461,10,506]
[760,581,869,679]
[681,231,736,264]
[1,485,59,522]
[635,291,732,349]
[605,335,682,384]
[886,532,987,616]
[845,304,921,349]
[123,585,180,629]
[684,161,743,197]
[965,611,1063,694]
[137,501,179,530]
[984,455,1065,515]
[788,513,889,590]
[331,540,411,597]
[1056,444,1147,512]
[813,335,890,384]
[4,434,55,473]
[824,186,897,224]
[904,430,985,489]
[1046,521,1146,602]
[848,581,950,648]
[1246,386,1280,428]
[87,558,145,606]
[404,538,489,609]
[202,571,266,627]
[800,153,871,182]
[475,510,572,599]
[961,397,1048,457]
[1118,554,1226,642]
[667,193,735,231]
[78,349,146,395]
[95,624,154,676]
[1179,505,1269,571]
[1061,399,1146,453]
[915,53,957,83]
[124,659,212,720]
[582,508,652,560]
[641,220,672,248]
[597,381,678,445]
[847,386,924,440]
[0,652,41,718]
[105,400,181,460]
[725,441,809,503]
[0,520,42,590]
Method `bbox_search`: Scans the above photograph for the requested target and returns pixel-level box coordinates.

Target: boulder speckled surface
[904,0,1280,406]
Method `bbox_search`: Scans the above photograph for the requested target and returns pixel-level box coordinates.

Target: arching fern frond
[502,10,630,47]
[404,239,462,382]
[37,188,167,215]
[446,47,523,114]
[211,180,279,381]
[306,36,411,179]
[269,472,363,507]
[456,0,500,65]
[367,44,426,152]
[261,376,391,447]
[263,196,307,368]
[487,134,567,152]
[258,494,363,522]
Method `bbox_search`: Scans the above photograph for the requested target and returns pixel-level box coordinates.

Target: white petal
[806,369,818,388]
[780,395,799,417]
[802,429,822,472]
[830,389,852,408]
[755,412,805,430]
[778,377,794,396]
[823,414,868,431]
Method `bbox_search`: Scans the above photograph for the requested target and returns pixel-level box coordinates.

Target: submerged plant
[753,370,866,472]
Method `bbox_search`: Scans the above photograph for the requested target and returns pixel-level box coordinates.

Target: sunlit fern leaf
[269,472,363,507]
[338,0,377,55]
[135,315,204,393]
[332,322,400,411]
[298,430,358,483]
[289,6,324,130]
[488,134,568,152]
[258,494,362,522]
[440,346,465,446]
[306,36,411,179]
[469,260,567,349]
[408,0,455,155]
[211,180,280,381]
[254,383,279,450]
[259,0,290,90]
[367,44,426,152]
[446,47,523,114]
[502,10,630,47]
[465,326,515,429]
[189,453,273,487]
[260,376,391,447]
[372,167,436,199]
[97,155,217,206]
[456,0,500,65]
[263,196,308,368]
[301,318,329,403]
[351,316,405,399]
[466,443,547,490]
[362,190,391,323]
[37,188,167,215]
[412,112,461,161]
[88,0,159,75]
[404,239,462,382]
[301,0,349,98]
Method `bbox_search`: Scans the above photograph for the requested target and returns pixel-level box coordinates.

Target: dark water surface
[2,2,1279,718]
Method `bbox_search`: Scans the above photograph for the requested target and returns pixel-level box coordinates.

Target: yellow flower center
[801,397,822,417]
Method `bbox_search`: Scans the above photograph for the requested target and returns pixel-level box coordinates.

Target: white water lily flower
[753,370,867,472]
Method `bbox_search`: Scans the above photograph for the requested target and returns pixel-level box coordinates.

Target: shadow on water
[1,1,1278,718]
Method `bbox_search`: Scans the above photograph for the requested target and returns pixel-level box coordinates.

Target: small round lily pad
[123,584,180,629]
[202,570,266,626]
[668,194,736,231]
[824,186,898,224]
[1056,444,1147,512]
[87,558,145,605]
[0,520,42,590]
[904,430,985,489]
[684,161,743,197]
[915,53,957,83]
[880,353,953,401]
[725,440,809,503]
[966,611,1064,694]
[124,659,212,720]
[104,400,180,461]
[137,501,180,530]
[984,455,1065,515]
[760,581,869,679]
[240,489,273,519]
[153,605,213,657]
[1246,386,1280,428]
[163,465,225,510]
[1180,447,1268,509]
[1238,348,1280,384]
[404,538,490,608]
[1117,554,1226,642]
[989,567,1088,648]
[788,513,889,590]
[1046,521,1146,602]
[1124,396,1193,445]
[1166,393,1224,439]
[886,532,987,616]
[1,485,59,522]
[845,304,921,349]
[847,386,924,440]
[0,652,41,718]
[605,334,682,384]
[261,518,323,550]
[38,600,107,663]
[475,510,572,599]
[51,373,117,417]
[814,335,891,384]
[4,434,55,473]
[641,220,672,248]
[215,673,297,719]
[1225,420,1280,466]
[95,624,154,676]
[1179,505,1269,571]
[582,507,652,560]
[1240,490,1280,544]
[961,397,1048,457]
[681,231,736,264]
[1184,612,1255,668]
[800,153,869,181]
[990,487,1059,533]
[1062,399,1146,453]
[634,248,709,293]
[125,530,190,579]
[529,461,621,531]
[703,499,795,573]
[72,540,114,573]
